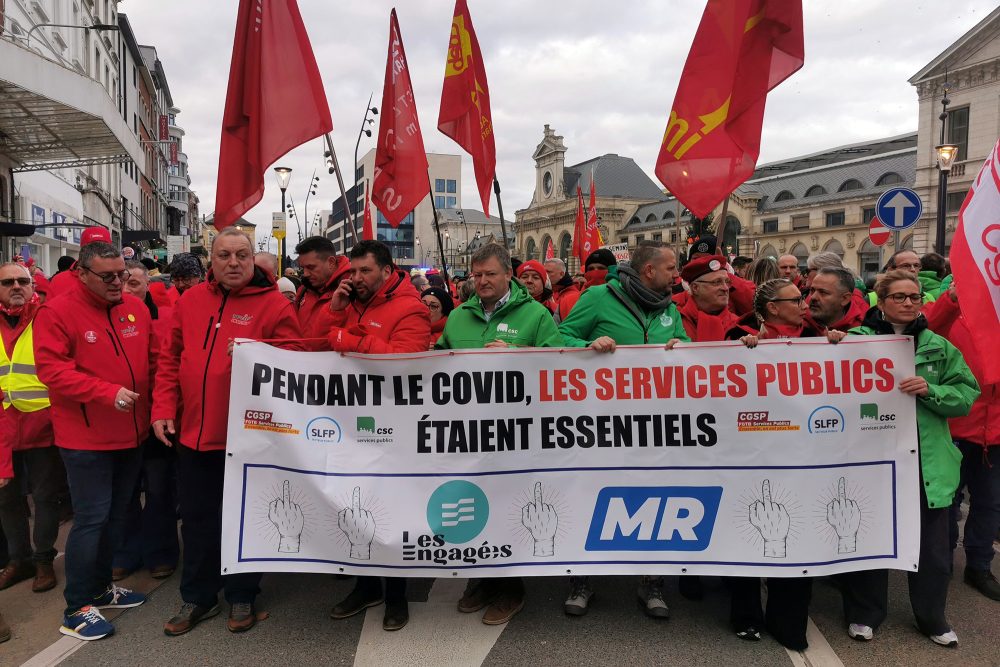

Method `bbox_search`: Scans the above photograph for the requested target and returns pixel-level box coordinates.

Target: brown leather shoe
[227,602,257,633]
[164,602,220,636]
[482,591,524,625]
[457,580,497,613]
[0,561,36,590]
[32,561,57,592]
[0,612,10,643]
[149,565,176,580]
[111,567,132,582]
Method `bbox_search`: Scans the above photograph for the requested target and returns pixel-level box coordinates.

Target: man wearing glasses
[677,255,747,342]
[44,227,114,301]
[165,253,205,305]
[33,243,158,641]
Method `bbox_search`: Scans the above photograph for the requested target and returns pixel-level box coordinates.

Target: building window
[635,234,645,244]
[435,179,445,192]
[446,197,457,208]
[791,215,810,230]
[839,179,863,192]
[447,179,457,194]
[762,218,778,234]
[669,231,677,243]
[946,191,966,212]
[876,172,904,186]
[645,213,657,223]
[774,190,795,202]
[652,233,662,242]
[948,107,969,161]
[804,185,827,197]
[862,207,877,225]
[356,165,365,181]
[825,211,845,227]
[435,196,445,209]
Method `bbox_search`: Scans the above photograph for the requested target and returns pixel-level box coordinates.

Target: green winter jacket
[435,279,563,350]
[850,321,980,508]
[559,267,690,347]
[917,270,944,300]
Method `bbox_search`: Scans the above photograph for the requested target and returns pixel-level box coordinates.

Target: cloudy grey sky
[122,0,994,249]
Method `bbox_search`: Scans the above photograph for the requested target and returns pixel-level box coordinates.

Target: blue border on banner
[236,461,899,568]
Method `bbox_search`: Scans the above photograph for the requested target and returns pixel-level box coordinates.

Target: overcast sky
[121,0,994,250]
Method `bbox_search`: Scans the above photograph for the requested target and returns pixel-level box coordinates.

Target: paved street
[3,521,998,667]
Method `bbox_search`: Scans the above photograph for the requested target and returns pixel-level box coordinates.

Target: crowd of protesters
[0,227,994,653]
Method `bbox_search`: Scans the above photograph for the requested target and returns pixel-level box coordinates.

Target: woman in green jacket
[839,269,979,648]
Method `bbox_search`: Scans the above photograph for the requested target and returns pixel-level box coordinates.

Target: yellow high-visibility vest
[0,322,50,412]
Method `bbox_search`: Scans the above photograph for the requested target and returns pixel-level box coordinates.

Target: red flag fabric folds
[586,172,604,250]
[654,0,803,218]
[214,0,333,231]
[571,186,586,267]
[437,0,497,216]
[373,9,430,228]
[544,238,554,260]
[951,138,1000,384]
[362,180,375,241]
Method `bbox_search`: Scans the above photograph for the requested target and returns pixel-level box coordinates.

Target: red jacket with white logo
[152,268,304,451]
[325,269,431,353]
[294,256,352,350]
[32,288,156,451]
[0,301,54,452]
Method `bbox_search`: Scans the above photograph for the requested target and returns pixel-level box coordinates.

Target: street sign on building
[875,187,922,230]
[868,218,891,247]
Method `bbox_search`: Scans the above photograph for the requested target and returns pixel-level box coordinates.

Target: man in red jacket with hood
[33,242,157,641]
[292,236,351,350]
[325,240,430,631]
[804,267,867,334]
[152,227,303,636]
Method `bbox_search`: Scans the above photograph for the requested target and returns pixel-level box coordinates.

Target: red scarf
[583,268,608,289]
[678,296,739,342]
[0,292,39,317]
[760,321,804,339]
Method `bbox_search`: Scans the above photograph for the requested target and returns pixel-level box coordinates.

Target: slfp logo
[306,416,342,443]
[585,486,722,552]
[808,405,845,433]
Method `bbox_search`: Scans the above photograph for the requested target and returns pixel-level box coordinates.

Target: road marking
[20,636,87,667]
[354,579,507,667]
[785,618,845,667]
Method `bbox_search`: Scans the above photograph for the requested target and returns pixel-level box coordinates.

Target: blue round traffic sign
[875,187,922,230]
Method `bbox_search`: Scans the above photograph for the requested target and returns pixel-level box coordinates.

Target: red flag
[373,10,430,228]
[213,0,333,231]
[654,0,803,218]
[362,180,375,241]
[544,238,554,260]
[437,0,496,216]
[586,171,604,249]
[951,137,1000,384]
[571,186,586,267]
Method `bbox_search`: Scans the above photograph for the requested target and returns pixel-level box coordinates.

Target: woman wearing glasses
[421,287,454,349]
[838,269,979,647]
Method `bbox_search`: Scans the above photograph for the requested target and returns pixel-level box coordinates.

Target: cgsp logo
[305,416,342,443]
[426,480,489,544]
[808,405,845,434]
[584,486,722,552]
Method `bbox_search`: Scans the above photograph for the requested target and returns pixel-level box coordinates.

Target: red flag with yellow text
[438,0,496,216]
[373,9,430,228]
[654,0,803,218]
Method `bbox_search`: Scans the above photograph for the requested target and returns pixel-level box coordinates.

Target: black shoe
[382,600,409,631]
[678,575,704,601]
[964,567,1000,601]
[330,587,384,619]
[734,623,761,642]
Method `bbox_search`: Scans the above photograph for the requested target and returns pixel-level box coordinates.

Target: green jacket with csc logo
[435,279,562,350]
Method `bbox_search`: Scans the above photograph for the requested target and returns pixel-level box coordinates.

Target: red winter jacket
[325,269,431,353]
[0,301,54,453]
[152,268,304,451]
[803,290,868,334]
[925,295,999,447]
[429,316,447,348]
[294,256,352,350]
[33,288,156,451]
[45,269,80,301]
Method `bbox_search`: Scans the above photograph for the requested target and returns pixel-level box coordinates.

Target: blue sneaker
[60,606,114,641]
[93,584,146,609]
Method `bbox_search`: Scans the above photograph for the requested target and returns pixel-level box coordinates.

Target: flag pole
[493,177,510,250]
[427,178,451,286]
[324,132,359,245]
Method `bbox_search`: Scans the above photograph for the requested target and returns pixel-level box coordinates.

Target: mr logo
[808,405,845,434]
[306,416,342,443]
[585,486,722,552]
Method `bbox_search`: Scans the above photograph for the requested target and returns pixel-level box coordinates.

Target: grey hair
[753,278,795,323]
[630,241,671,272]
[79,242,121,269]
[815,267,855,294]
[459,278,476,302]
[212,226,253,252]
[470,243,512,272]
[0,262,32,278]
[125,259,148,274]
[543,257,566,271]
[806,251,844,272]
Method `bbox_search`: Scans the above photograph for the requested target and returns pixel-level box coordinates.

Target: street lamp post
[274,166,292,274]
[934,83,959,256]
[26,22,118,51]
[353,95,379,244]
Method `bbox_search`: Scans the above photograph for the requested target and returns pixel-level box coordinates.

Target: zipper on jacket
[80,404,91,428]
[202,316,215,349]
[607,285,654,343]
[105,328,121,356]
[106,311,141,443]
[195,292,229,451]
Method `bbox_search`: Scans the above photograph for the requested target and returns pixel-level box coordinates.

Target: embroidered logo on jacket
[231,314,254,326]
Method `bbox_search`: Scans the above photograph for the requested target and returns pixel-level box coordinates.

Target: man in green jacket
[436,242,561,625]
[557,241,688,619]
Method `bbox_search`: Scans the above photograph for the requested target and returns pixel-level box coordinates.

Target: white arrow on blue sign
[875,187,923,230]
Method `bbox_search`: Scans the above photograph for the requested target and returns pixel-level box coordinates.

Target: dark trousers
[60,446,143,615]
[114,439,179,571]
[355,576,407,603]
[0,447,63,563]
[950,441,1000,571]
[467,577,524,599]
[727,576,812,650]
[176,446,260,608]
[838,493,953,635]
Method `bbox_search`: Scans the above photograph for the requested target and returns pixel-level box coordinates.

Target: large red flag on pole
[437,0,496,216]
[372,9,430,228]
[654,0,803,218]
[586,170,604,249]
[362,180,375,241]
[951,137,1000,384]
[213,0,333,231]
[571,186,586,267]
[544,238,554,261]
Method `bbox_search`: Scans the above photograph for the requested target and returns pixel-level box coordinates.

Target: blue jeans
[950,440,1000,571]
[60,447,142,615]
[114,440,179,571]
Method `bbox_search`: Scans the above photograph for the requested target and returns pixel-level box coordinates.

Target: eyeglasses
[894,263,922,271]
[770,296,805,305]
[0,277,31,288]
[694,278,731,288]
[83,267,129,284]
[885,292,923,304]
[422,301,442,310]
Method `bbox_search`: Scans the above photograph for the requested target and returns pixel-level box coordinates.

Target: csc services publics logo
[426,480,489,544]
[807,405,845,434]
[305,416,342,443]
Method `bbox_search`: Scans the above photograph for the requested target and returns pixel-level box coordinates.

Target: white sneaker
[929,630,958,647]
[637,576,669,619]
[848,623,873,640]
[563,577,593,616]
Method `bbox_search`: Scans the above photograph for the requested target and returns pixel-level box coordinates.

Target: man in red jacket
[33,242,157,641]
[678,256,743,342]
[44,226,112,301]
[326,240,430,631]
[0,263,60,594]
[804,267,867,334]
[292,235,351,350]
[152,227,303,636]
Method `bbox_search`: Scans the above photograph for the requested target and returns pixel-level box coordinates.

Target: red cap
[516,260,548,280]
[81,226,112,246]
[680,255,726,283]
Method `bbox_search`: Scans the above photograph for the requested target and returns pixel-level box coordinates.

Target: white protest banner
[222,339,920,578]
[602,242,630,262]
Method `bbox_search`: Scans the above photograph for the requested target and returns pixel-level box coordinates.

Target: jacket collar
[206,266,275,296]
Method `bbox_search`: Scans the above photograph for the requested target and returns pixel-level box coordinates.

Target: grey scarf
[616,265,674,311]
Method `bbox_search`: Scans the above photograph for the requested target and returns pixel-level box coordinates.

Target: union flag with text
[654,0,803,218]
[438,0,496,216]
